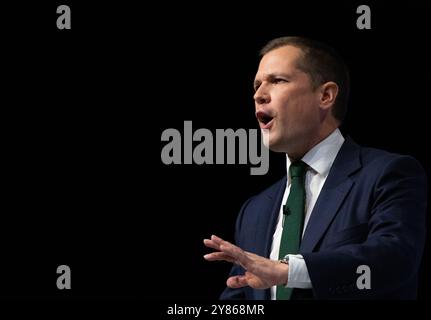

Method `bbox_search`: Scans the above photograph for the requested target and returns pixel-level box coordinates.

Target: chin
[269,146,287,153]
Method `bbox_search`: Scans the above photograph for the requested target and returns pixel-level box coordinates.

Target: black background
[1,0,430,305]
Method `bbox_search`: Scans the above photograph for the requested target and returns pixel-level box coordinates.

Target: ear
[319,81,338,111]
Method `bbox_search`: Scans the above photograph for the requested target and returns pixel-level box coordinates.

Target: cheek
[274,88,317,122]
[293,98,321,129]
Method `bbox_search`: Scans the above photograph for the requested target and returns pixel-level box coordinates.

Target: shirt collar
[286,128,345,181]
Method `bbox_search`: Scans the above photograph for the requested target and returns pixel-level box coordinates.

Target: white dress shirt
[270,128,345,299]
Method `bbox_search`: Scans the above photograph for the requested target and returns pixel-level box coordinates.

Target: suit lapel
[257,177,286,300]
[300,138,362,253]
[262,177,287,258]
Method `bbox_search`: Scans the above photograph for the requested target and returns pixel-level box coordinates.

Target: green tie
[276,160,307,300]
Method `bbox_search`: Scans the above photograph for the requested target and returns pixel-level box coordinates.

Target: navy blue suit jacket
[221,138,428,299]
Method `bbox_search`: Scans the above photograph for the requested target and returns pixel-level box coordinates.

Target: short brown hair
[260,36,350,123]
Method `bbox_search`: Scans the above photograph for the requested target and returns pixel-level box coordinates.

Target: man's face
[254,45,322,155]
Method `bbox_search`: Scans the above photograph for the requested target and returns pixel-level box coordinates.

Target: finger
[210,235,226,245]
[219,243,252,268]
[210,235,241,256]
[204,235,227,249]
[203,239,221,251]
[209,235,254,269]
[203,252,236,263]
[226,275,248,288]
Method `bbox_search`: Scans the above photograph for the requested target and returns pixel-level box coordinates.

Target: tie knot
[289,160,307,178]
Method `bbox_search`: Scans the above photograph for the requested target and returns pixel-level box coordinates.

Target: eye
[274,78,288,84]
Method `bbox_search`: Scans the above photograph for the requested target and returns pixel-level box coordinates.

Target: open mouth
[256,110,274,128]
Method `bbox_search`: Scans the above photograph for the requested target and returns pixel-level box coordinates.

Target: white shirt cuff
[285,254,312,289]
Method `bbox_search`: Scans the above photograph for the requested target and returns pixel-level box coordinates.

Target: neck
[287,124,338,161]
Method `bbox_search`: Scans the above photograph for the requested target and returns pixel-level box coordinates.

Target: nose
[254,85,270,105]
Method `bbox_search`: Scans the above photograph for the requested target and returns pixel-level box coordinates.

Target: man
[203,37,427,299]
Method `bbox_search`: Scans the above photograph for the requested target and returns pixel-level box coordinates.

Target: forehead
[256,45,303,78]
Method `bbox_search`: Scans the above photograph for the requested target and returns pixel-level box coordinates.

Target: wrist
[278,257,289,286]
